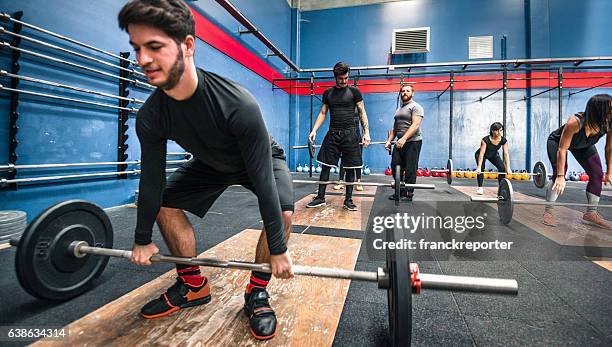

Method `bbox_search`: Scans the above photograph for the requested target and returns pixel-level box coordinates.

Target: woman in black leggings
[475,122,512,195]
[543,94,612,228]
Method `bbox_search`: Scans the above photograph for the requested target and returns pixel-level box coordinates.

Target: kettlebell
[432,167,440,177]
[580,172,589,182]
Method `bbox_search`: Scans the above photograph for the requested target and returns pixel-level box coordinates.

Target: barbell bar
[8,200,518,346]
[292,179,434,190]
[67,241,517,295]
[0,84,139,113]
[292,139,396,158]
[0,42,152,89]
[0,168,178,187]
[431,169,539,177]
[0,70,145,104]
[0,155,192,172]
[292,140,393,149]
[470,178,612,225]
[0,26,146,78]
[439,159,550,189]
[0,12,139,66]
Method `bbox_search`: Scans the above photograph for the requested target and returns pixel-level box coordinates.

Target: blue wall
[300,0,527,69]
[0,0,293,219]
[293,0,612,173]
[548,0,612,58]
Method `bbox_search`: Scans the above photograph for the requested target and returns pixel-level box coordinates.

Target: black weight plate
[533,161,548,189]
[14,200,113,300]
[498,179,514,225]
[446,158,453,185]
[308,138,316,159]
[395,165,401,206]
[386,228,412,346]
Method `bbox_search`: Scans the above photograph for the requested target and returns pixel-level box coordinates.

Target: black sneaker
[306,196,326,208]
[244,288,277,340]
[402,190,413,201]
[388,194,399,201]
[343,199,358,211]
[141,277,211,319]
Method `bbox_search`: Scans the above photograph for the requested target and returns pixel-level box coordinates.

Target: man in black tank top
[119,0,292,340]
[474,122,512,195]
[306,62,371,211]
[543,94,612,229]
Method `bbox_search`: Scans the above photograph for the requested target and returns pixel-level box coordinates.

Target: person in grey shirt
[385,84,424,201]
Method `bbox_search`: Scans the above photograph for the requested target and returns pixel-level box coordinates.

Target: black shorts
[161,157,294,216]
[316,128,362,169]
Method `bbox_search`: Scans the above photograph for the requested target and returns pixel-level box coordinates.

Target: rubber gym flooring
[0,174,611,346]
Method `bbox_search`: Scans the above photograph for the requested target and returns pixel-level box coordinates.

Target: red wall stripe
[287,72,612,95]
[189,7,612,96]
[190,7,286,85]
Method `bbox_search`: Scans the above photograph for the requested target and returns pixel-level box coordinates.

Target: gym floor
[1,175,611,346]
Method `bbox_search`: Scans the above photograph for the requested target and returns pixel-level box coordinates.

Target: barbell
[292,140,391,149]
[9,200,518,346]
[293,166,435,206]
[470,178,612,225]
[292,139,395,158]
[434,159,550,189]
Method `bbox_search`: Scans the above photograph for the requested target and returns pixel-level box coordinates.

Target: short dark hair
[584,94,612,133]
[489,122,503,136]
[333,62,350,77]
[118,0,195,44]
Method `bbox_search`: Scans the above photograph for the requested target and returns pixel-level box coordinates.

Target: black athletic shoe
[244,288,277,340]
[343,199,358,211]
[141,277,211,319]
[403,191,413,201]
[388,194,399,201]
[306,196,326,208]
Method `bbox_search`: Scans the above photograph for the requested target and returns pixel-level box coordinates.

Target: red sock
[245,273,270,294]
[177,266,204,287]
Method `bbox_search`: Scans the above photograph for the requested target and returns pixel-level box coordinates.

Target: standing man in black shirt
[306,62,371,211]
[385,84,424,201]
[118,0,292,340]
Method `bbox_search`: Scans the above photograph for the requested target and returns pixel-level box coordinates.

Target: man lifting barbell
[9,200,518,347]
[118,0,292,340]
